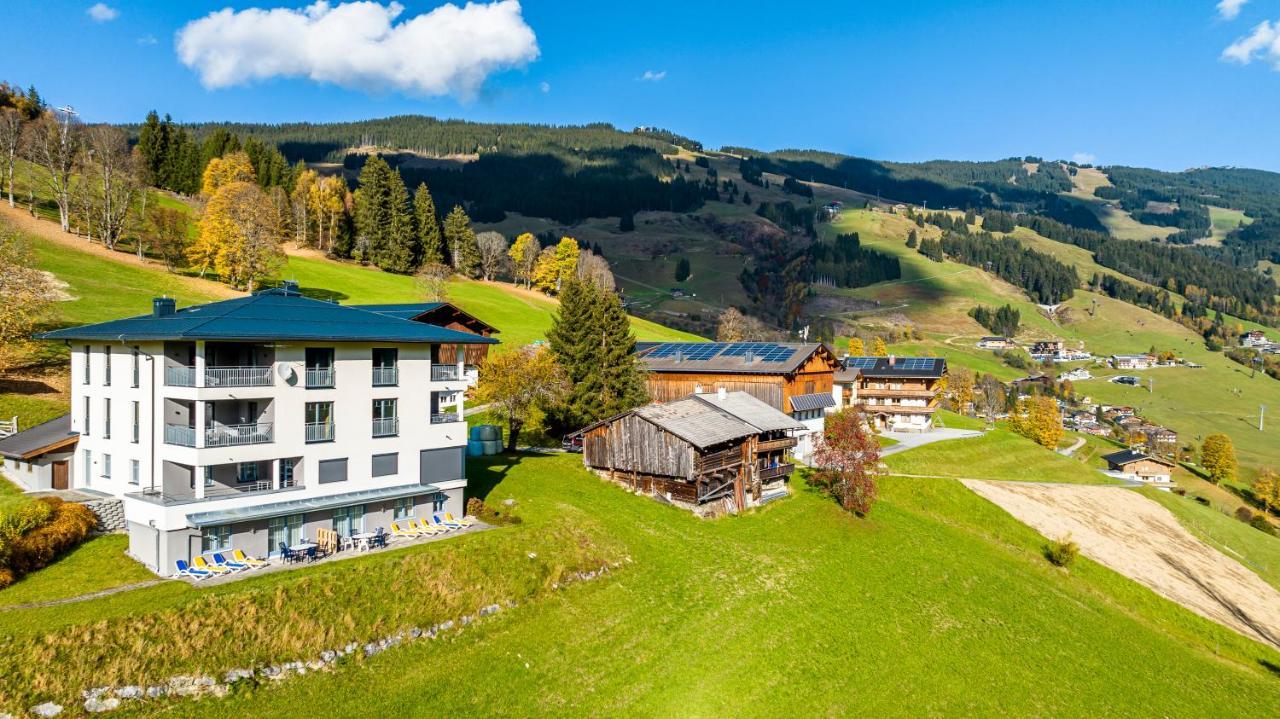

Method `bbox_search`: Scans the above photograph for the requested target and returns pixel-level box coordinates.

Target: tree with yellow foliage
[531,237,580,294]
[848,337,865,356]
[1200,433,1237,485]
[947,368,975,415]
[473,345,568,451]
[508,232,539,289]
[1009,395,1062,449]
[189,181,284,291]
[200,151,255,197]
[871,337,888,357]
[1253,468,1280,516]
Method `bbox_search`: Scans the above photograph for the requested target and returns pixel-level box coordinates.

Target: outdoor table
[351,532,377,551]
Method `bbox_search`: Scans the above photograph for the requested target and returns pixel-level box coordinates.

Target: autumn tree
[414,262,451,302]
[576,249,614,290]
[947,368,976,415]
[146,205,191,271]
[414,182,444,266]
[809,407,881,515]
[23,111,81,232]
[311,175,347,253]
[200,150,255,197]
[717,307,749,342]
[473,345,569,450]
[0,227,55,374]
[871,336,888,356]
[1253,469,1280,516]
[443,204,479,277]
[508,232,539,289]
[848,337,865,355]
[1008,395,1063,449]
[532,237,580,294]
[475,231,508,281]
[1200,433,1237,484]
[189,181,284,291]
[290,167,319,247]
[0,108,21,208]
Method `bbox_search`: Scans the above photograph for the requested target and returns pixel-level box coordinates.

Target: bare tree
[84,125,141,250]
[0,108,21,208]
[576,249,615,291]
[717,307,772,341]
[475,231,509,281]
[414,262,452,302]
[23,110,82,232]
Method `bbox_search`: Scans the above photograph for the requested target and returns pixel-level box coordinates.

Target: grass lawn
[0,394,66,429]
[1138,487,1280,593]
[883,428,1120,485]
[934,408,987,431]
[876,435,899,448]
[0,476,28,515]
[1209,206,1252,244]
[152,453,1280,717]
[0,535,155,608]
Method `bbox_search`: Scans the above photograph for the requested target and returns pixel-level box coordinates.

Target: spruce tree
[594,287,648,416]
[444,205,480,277]
[414,183,444,265]
[354,156,417,273]
[547,278,601,428]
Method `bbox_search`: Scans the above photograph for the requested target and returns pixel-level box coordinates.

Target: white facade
[68,338,473,572]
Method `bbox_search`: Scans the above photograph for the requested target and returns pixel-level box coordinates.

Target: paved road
[1057,436,1086,457]
[878,428,984,457]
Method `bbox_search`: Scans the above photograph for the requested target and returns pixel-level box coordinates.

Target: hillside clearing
[963,480,1280,648]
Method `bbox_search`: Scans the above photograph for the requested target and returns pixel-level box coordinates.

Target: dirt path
[1057,437,1086,456]
[962,480,1280,649]
[0,203,239,300]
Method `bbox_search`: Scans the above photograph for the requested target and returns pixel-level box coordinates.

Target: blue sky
[4,0,1280,170]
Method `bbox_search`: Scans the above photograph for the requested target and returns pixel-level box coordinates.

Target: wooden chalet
[836,355,947,432]
[1102,449,1175,485]
[353,302,498,369]
[580,391,805,514]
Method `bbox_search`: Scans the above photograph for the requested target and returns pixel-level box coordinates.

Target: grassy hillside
[1138,487,1280,593]
[883,429,1121,485]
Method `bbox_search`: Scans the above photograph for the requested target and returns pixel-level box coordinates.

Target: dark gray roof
[637,342,832,375]
[0,415,76,459]
[183,483,447,527]
[790,393,836,412]
[634,397,759,449]
[1102,449,1174,467]
[349,302,447,320]
[842,356,946,379]
[37,289,497,345]
[695,391,805,433]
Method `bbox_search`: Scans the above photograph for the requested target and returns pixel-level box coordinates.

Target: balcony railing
[759,464,794,482]
[756,436,798,452]
[165,366,197,387]
[372,417,399,437]
[129,481,301,506]
[205,422,274,448]
[431,364,461,381]
[164,424,197,447]
[305,421,335,443]
[372,367,399,386]
[431,412,461,424]
[305,367,335,388]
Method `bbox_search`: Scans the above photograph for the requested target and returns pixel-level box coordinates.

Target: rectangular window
[102,398,111,439]
[130,459,140,485]
[372,398,398,437]
[237,462,260,485]
[268,514,303,554]
[201,525,231,553]
[82,396,91,436]
[83,449,91,486]
[82,345,90,384]
[103,345,111,386]
[431,492,446,512]
[131,401,140,443]
[393,497,413,519]
[305,347,335,388]
[305,401,334,443]
[318,458,348,484]
[102,453,112,480]
[204,466,214,488]
[371,452,398,477]
[131,347,140,388]
[372,348,398,386]
[420,447,464,484]
[332,505,365,536]
[280,458,296,488]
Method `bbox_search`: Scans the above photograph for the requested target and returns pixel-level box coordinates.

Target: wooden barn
[580,391,804,514]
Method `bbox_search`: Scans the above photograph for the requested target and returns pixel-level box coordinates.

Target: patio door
[268,514,304,553]
[332,505,364,536]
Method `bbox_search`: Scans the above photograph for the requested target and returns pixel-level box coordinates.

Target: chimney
[717,387,727,400]
[888,354,896,367]
[152,297,176,317]
[745,349,756,364]
[674,349,683,363]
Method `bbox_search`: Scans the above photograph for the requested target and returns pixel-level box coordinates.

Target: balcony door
[268,514,303,553]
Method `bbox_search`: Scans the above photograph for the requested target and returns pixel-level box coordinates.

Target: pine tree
[594,287,648,417]
[547,278,646,428]
[414,183,444,265]
[619,211,635,232]
[354,156,417,273]
[444,205,480,277]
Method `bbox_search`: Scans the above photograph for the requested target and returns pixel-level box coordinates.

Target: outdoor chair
[391,521,422,537]
[175,559,211,580]
[433,513,465,529]
[211,552,250,572]
[232,549,268,568]
[408,518,443,535]
[279,542,299,563]
[372,527,388,549]
[192,555,231,574]
[444,512,478,527]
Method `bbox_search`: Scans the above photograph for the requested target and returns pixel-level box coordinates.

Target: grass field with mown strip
[882,428,1121,484]
[1209,205,1252,245]
[126,452,1280,717]
[0,535,155,608]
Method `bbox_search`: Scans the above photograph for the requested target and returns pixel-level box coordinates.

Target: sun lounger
[175,559,211,580]
[433,513,464,529]
[211,552,250,572]
[390,521,421,537]
[192,555,231,574]
[232,549,268,568]
[444,512,477,527]
[409,517,447,535]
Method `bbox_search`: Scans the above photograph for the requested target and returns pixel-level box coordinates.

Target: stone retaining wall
[78,498,125,533]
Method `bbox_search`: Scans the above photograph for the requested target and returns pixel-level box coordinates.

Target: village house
[580,390,804,514]
[1137,425,1178,454]
[634,341,841,461]
[1241,330,1272,348]
[1102,449,1176,487]
[1061,367,1092,381]
[0,415,79,491]
[1111,354,1155,370]
[977,336,1014,350]
[834,356,947,432]
[1029,340,1064,356]
[32,284,496,574]
[1011,374,1055,395]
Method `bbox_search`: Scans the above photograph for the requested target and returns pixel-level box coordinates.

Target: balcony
[756,436,798,452]
[164,365,272,388]
[372,417,399,438]
[372,367,399,386]
[129,480,301,506]
[163,422,273,448]
[431,412,461,424]
[305,367,335,388]
[857,386,935,399]
[431,364,461,382]
[759,464,794,482]
[305,421,335,443]
[164,424,197,447]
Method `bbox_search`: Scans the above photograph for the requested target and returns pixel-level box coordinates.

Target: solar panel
[846,357,879,369]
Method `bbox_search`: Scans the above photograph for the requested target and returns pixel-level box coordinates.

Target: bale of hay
[482,439,505,455]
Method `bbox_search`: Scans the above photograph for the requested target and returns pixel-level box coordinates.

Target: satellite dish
[276,364,297,383]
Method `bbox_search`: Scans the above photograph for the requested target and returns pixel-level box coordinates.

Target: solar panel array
[896,357,938,371]
[844,356,941,372]
[645,342,798,364]
[845,357,880,369]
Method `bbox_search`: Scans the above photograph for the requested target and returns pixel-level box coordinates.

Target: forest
[810,232,901,288]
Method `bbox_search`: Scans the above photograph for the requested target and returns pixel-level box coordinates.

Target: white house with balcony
[37,283,496,574]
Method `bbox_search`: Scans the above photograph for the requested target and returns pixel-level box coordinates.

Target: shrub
[0,497,96,588]
[1045,536,1079,568]
[466,496,523,526]
[1250,516,1277,536]
[1235,506,1256,523]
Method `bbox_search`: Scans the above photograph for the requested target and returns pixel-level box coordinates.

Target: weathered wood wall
[583,414,696,480]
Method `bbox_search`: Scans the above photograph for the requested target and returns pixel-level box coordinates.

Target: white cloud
[1222,20,1280,67]
[176,1,539,100]
[539,81,550,93]
[1072,152,1097,165]
[87,3,118,22]
[638,69,666,82]
[1217,0,1248,20]
[137,34,158,46]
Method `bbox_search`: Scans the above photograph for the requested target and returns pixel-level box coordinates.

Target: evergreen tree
[413,183,444,265]
[547,278,646,428]
[594,286,648,416]
[444,204,480,277]
[354,155,417,273]
[137,111,163,180]
[674,256,691,282]
[906,229,918,248]
[619,211,635,232]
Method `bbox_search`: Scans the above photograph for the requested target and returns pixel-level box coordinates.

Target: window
[237,462,260,485]
[393,497,413,520]
[268,514,303,553]
[83,396,91,436]
[82,345,90,384]
[372,398,398,437]
[204,466,214,488]
[371,452,398,477]
[83,449,91,486]
[102,398,111,439]
[280,458,295,488]
[131,401,140,443]
[131,347,140,388]
[103,346,111,386]
[419,447,464,484]
[332,505,365,536]
[372,348,398,386]
[201,525,232,553]
[102,453,112,480]
[804,380,815,394]
[431,492,446,512]
[305,401,334,443]
[130,459,140,485]
[305,348,335,388]
[318,458,348,484]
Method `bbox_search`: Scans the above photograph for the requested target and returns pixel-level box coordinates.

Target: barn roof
[634,397,758,448]
[636,342,835,375]
[695,391,806,433]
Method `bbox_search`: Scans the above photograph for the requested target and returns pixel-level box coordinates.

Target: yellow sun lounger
[390,521,421,537]
[444,512,478,527]
[409,517,448,535]
[193,555,231,573]
[232,549,268,568]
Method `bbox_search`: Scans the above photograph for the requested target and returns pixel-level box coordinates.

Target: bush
[1250,516,1277,536]
[1235,506,1256,523]
[1045,536,1079,568]
[466,496,523,526]
[0,497,96,589]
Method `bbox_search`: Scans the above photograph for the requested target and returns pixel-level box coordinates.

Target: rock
[479,603,501,617]
[145,686,167,699]
[83,696,120,713]
[208,685,229,698]
[460,615,473,626]
[320,650,337,663]
[439,620,454,632]
[0,711,15,719]
[409,627,422,639]
[503,498,515,506]
[527,552,538,559]
[30,703,63,718]
[224,669,253,683]
[81,688,109,701]
[114,686,142,700]
[194,676,216,687]
[306,660,326,671]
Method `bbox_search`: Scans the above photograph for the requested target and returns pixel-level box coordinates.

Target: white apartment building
[38,284,496,574]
